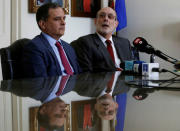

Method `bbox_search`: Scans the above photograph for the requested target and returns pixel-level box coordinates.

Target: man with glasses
[71,7,132,72]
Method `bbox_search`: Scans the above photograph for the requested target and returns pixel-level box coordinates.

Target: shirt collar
[42,32,62,45]
[96,32,113,44]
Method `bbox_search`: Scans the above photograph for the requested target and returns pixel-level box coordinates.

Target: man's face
[40,98,68,128]
[49,100,67,127]
[95,7,118,38]
[95,94,118,120]
[39,7,66,40]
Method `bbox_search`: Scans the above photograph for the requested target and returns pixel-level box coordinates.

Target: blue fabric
[115,0,127,31]
[42,32,66,74]
[22,33,81,78]
[115,93,127,131]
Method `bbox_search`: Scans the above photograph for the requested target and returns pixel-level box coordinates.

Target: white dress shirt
[98,71,121,97]
[97,33,121,68]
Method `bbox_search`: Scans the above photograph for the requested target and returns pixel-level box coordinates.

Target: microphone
[120,60,146,74]
[120,60,160,77]
[174,62,180,70]
[133,37,177,64]
[133,37,154,54]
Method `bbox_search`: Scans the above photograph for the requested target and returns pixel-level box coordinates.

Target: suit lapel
[93,34,115,67]
[113,36,124,62]
[39,34,62,74]
[112,75,129,96]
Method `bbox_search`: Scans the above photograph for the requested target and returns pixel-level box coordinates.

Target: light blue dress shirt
[42,32,73,75]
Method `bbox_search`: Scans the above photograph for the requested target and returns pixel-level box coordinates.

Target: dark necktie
[106,40,115,63]
[106,73,115,93]
[55,41,73,75]
[56,75,69,96]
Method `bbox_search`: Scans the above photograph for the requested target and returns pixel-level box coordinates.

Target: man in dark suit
[71,7,132,72]
[73,72,129,97]
[22,3,81,78]
[0,75,76,102]
[73,72,129,120]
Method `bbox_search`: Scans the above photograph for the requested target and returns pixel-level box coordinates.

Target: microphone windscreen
[120,61,134,71]
[174,61,180,70]
[121,60,146,74]
[133,37,154,54]
[133,60,146,74]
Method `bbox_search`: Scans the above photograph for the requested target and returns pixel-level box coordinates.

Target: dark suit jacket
[22,33,81,78]
[0,75,76,103]
[0,77,58,101]
[73,72,129,97]
[73,72,112,97]
[71,33,133,72]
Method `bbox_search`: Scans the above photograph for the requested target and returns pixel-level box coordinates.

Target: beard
[96,24,115,36]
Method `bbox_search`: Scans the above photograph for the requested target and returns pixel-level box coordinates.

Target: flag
[115,93,127,131]
[115,0,127,31]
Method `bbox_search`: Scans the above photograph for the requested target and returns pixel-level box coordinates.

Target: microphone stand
[150,54,155,63]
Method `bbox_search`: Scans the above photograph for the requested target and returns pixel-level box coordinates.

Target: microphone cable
[151,68,180,87]
[152,68,180,77]
[156,51,178,64]
[160,51,178,61]
[126,82,180,89]
[126,68,180,88]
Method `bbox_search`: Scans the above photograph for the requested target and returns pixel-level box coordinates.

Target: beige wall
[118,0,180,70]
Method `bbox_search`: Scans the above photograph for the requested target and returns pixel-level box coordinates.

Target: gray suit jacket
[71,33,132,72]
[73,72,129,97]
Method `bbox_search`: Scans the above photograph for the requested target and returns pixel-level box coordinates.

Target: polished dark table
[0,71,180,131]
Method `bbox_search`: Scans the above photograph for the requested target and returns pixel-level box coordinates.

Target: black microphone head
[174,61,180,70]
[133,37,148,45]
[133,37,154,54]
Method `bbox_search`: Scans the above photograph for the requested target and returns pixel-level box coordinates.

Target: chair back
[0,38,30,80]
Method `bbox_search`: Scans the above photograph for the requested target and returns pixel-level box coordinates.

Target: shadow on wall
[163,22,180,43]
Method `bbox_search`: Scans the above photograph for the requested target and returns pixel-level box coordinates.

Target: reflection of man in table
[37,0,63,7]
[73,72,124,120]
[36,75,75,130]
[37,97,68,130]
[75,99,101,131]
[95,94,118,120]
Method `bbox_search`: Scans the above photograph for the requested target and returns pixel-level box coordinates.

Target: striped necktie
[55,41,73,75]
[106,40,115,63]
[56,75,69,96]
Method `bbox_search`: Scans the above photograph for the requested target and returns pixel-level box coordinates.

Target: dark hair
[36,3,62,29]
[37,106,50,129]
[37,106,64,130]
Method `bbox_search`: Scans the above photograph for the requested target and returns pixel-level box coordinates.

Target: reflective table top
[0,71,180,131]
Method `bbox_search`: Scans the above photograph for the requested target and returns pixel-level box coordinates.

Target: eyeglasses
[98,13,116,20]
